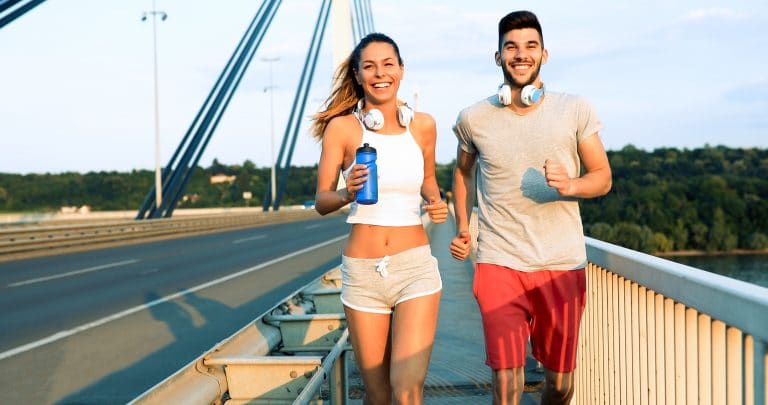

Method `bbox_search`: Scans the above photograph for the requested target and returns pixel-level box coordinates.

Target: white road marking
[0,234,347,361]
[233,234,268,244]
[7,259,140,287]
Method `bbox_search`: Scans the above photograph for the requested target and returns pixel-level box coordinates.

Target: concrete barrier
[0,208,330,262]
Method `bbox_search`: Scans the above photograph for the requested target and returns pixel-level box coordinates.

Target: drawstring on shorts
[375,255,390,277]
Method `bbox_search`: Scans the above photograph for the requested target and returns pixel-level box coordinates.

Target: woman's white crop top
[344,127,424,226]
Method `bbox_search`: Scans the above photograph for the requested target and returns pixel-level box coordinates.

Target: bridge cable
[137,0,276,218]
[161,0,283,218]
[364,0,375,33]
[358,0,369,36]
[355,0,367,35]
[351,0,363,44]
[136,0,281,218]
[267,0,332,210]
[359,0,371,35]
[0,0,23,14]
[0,0,46,29]
[137,0,277,218]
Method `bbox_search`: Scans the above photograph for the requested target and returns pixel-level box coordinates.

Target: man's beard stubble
[502,59,542,89]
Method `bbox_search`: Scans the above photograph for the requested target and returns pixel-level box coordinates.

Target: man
[449,10,612,405]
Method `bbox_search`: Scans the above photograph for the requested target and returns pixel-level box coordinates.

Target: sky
[1,0,767,174]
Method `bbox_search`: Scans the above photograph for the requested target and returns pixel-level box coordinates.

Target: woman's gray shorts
[340,245,442,314]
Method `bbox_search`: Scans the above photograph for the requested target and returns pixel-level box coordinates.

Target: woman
[312,32,447,404]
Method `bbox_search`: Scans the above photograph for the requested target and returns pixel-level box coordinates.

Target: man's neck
[507,96,542,115]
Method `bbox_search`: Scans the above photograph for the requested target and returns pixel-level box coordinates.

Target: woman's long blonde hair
[311,33,403,140]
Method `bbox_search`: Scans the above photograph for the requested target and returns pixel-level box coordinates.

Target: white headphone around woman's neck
[355,99,414,130]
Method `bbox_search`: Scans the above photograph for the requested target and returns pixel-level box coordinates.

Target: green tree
[612,222,655,253]
[653,232,674,253]
[586,222,615,242]
[689,222,709,250]
[746,233,768,250]
[0,186,8,210]
[707,208,737,252]
[669,219,689,251]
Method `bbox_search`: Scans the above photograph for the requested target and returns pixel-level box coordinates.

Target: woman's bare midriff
[344,224,428,258]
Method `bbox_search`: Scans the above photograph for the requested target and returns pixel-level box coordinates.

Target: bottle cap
[356,143,376,154]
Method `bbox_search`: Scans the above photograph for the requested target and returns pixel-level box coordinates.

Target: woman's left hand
[423,198,448,224]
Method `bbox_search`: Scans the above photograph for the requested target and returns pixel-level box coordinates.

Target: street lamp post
[262,56,279,210]
[142,2,167,209]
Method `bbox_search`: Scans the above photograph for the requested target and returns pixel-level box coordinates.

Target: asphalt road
[0,214,349,405]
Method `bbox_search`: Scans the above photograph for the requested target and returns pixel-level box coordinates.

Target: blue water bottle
[355,143,378,204]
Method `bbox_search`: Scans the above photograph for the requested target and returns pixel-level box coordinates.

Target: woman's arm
[413,113,440,200]
[314,116,366,215]
[413,112,448,223]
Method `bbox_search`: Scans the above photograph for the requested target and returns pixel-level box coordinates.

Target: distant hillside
[579,145,768,253]
[1,146,766,253]
[0,158,318,212]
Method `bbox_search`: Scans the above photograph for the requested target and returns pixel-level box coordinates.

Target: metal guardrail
[129,267,349,404]
[294,328,350,405]
[0,209,324,260]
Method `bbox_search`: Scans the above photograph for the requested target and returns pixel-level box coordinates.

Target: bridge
[1,1,767,404]
[0,208,766,404]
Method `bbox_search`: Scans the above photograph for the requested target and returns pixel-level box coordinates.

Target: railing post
[744,335,755,405]
[329,349,349,404]
[727,327,744,404]
[759,341,767,405]
[699,314,713,405]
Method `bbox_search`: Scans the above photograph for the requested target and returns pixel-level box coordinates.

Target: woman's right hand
[344,163,369,202]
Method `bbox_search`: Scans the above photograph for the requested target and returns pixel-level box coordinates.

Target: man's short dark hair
[498,10,543,49]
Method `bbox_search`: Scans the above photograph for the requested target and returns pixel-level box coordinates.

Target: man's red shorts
[473,263,586,372]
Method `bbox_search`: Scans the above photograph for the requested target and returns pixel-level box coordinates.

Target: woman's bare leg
[389,292,441,405]
[344,306,392,405]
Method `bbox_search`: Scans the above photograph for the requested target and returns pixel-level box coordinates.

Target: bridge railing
[577,237,768,405]
[462,206,767,404]
[129,266,349,404]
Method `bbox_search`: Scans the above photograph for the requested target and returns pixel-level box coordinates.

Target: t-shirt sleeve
[575,97,603,144]
[452,108,476,154]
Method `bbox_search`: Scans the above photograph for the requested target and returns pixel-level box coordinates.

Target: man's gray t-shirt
[453,92,602,271]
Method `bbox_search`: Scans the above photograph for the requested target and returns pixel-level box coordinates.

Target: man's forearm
[570,167,612,198]
[452,168,475,232]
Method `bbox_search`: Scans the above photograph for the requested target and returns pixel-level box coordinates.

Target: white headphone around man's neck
[498,83,545,106]
[355,99,414,131]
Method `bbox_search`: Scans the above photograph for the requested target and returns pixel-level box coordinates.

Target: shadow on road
[54,257,341,405]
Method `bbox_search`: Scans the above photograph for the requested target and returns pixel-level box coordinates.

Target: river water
[665,253,768,289]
